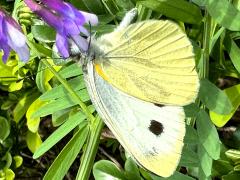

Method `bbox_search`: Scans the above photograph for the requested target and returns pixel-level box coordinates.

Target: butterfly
[81,8,199,177]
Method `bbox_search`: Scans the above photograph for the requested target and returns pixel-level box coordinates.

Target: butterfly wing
[84,61,185,177]
[92,20,199,106]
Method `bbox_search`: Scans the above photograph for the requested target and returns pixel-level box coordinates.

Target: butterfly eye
[148,120,164,136]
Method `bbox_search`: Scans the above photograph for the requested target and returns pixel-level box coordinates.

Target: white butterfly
[82,8,199,177]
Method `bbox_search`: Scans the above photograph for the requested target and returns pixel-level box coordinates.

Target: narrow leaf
[43,126,89,180]
[33,109,92,158]
[32,89,90,118]
[40,76,85,101]
[224,34,240,73]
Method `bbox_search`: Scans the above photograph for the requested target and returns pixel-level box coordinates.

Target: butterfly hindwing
[84,61,185,177]
[92,20,199,106]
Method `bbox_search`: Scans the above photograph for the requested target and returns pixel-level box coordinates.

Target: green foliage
[1,0,240,179]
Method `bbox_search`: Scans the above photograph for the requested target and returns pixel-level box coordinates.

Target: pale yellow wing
[93,20,199,106]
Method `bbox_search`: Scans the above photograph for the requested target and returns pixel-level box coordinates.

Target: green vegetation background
[1,0,240,179]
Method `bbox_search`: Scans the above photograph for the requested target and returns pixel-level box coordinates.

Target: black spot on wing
[149,120,164,136]
[154,103,165,107]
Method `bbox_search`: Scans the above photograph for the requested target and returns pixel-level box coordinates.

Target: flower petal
[56,32,69,58]
[24,0,63,31]
[63,18,80,35]
[42,0,85,25]
[16,44,30,62]
[81,11,98,25]
[0,43,11,63]
[71,35,88,52]
[79,26,89,36]
[5,20,26,47]
[0,11,4,38]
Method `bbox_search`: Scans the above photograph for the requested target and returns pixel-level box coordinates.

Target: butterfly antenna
[87,22,92,56]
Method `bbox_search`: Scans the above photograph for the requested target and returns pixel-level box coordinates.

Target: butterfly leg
[115,8,138,32]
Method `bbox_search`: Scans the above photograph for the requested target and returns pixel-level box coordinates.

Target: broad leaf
[196,109,221,160]
[199,79,233,114]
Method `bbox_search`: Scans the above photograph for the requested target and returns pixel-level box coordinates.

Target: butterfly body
[82,9,199,177]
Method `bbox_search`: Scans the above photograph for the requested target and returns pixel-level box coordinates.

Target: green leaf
[225,149,240,162]
[213,159,233,176]
[26,98,47,133]
[39,76,86,101]
[26,131,42,153]
[52,108,72,127]
[204,0,240,31]
[198,144,213,177]
[2,152,12,169]
[33,109,92,158]
[210,27,225,53]
[184,125,199,144]
[124,158,141,180]
[199,79,233,114]
[0,58,15,80]
[184,103,200,117]
[151,171,195,180]
[4,169,15,180]
[13,156,23,168]
[32,25,56,43]
[0,117,10,141]
[234,164,240,171]
[28,41,52,58]
[224,34,240,73]
[36,60,61,93]
[58,63,82,78]
[116,0,135,9]
[138,0,202,24]
[222,171,240,180]
[32,89,90,118]
[198,167,211,180]
[180,146,199,167]
[13,90,40,123]
[93,160,126,180]
[210,84,240,127]
[72,0,105,14]
[43,126,89,180]
[196,109,221,160]
[8,80,23,92]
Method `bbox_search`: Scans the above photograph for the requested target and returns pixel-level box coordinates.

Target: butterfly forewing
[93,20,199,106]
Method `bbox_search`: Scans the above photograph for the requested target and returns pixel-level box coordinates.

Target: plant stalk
[76,115,104,180]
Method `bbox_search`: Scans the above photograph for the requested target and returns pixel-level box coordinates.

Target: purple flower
[0,8,30,63]
[24,0,98,58]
